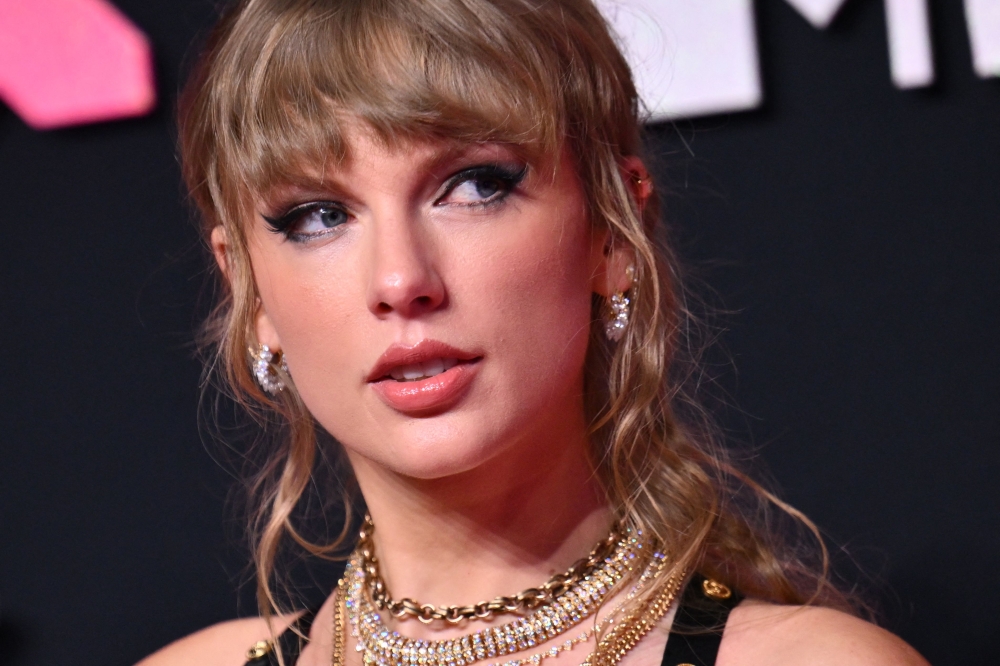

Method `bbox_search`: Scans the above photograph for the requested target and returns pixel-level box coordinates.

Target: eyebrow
[257,141,526,214]
[257,177,355,217]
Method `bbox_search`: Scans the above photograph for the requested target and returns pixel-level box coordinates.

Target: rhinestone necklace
[332,545,680,666]
[345,534,643,666]
[474,549,673,666]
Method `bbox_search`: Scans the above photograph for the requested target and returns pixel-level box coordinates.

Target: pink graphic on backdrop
[0,0,155,130]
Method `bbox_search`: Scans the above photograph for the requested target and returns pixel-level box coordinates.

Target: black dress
[246,575,742,666]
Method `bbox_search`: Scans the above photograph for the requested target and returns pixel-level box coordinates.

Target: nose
[365,210,446,319]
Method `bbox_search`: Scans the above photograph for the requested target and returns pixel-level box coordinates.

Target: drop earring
[604,293,630,341]
[604,265,635,342]
[251,343,289,395]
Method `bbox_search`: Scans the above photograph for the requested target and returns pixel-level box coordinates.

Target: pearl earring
[251,343,289,395]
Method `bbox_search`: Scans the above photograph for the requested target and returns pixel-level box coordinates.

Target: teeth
[423,358,444,377]
[388,358,458,382]
[401,364,424,381]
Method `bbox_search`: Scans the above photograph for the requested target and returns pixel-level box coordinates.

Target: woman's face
[238,127,620,480]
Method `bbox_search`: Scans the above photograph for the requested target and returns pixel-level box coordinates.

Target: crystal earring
[604,265,635,342]
[250,344,289,395]
[604,293,630,341]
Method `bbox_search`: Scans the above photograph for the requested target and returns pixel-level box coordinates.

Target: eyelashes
[262,161,528,243]
[262,202,349,241]
[437,164,528,207]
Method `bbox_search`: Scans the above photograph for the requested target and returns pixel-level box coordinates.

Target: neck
[347,432,612,633]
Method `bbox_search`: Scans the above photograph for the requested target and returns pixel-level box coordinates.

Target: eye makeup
[436,163,529,208]
[259,158,530,243]
[262,200,351,242]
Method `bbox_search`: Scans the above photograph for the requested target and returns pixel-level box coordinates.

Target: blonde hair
[178,0,860,624]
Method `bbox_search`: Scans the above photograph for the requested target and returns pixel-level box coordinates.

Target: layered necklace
[332,517,684,666]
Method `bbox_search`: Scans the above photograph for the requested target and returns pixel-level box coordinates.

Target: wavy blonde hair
[178,0,859,625]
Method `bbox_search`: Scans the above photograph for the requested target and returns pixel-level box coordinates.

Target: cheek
[471,213,597,387]
[250,241,366,402]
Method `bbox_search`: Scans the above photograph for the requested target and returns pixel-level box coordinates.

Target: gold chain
[469,550,674,666]
[580,566,685,666]
[329,572,684,666]
[358,514,623,624]
[330,532,684,666]
[332,577,347,666]
[346,539,639,666]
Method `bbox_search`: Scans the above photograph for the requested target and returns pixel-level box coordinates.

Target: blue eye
[448,176,503,202]
[438,164,527,207]
[263,201,349,241]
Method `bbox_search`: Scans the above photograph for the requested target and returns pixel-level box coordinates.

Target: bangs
[206,0,584,198]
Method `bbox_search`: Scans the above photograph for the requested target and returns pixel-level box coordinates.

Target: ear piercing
[251,343,289,394]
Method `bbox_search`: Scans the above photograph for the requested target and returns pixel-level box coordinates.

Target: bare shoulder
[135,614,299,666]
[718,600,929,666]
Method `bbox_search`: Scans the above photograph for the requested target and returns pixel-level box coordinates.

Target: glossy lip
[367,339,483,416]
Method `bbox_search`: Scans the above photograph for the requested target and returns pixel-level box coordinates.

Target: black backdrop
[1,1,997,664]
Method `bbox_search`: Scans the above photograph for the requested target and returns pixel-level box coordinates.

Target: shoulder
[718,600,929,666]
[135,614,300,666]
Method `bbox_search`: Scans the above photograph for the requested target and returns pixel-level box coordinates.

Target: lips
[368,340,482,415]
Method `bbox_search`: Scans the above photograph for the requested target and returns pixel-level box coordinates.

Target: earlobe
[595,241,636,341]
[603,249,636,296]
[592,231,636,297]
[254,304,282,352]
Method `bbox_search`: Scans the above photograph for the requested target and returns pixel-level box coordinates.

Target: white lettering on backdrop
[885,0,934,88]
[965,0,1000,78]
[598,0,998,121]
[783,0,849,28]
[594,0,761,121]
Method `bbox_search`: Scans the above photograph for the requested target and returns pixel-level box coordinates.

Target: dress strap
[660,574,743,666]
[244,609,318,666]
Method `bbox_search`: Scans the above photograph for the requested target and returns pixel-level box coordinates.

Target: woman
[141,0,928,664]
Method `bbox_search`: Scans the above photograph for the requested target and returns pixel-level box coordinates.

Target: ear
[591,227,636,298]
[211,225,283,352]
[254,304,282,351]
[620,155,653,214]
[210,225,230,279]
[590,157,648,297]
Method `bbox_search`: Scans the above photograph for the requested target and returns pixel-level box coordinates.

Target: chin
[385,451,489,481]
[342,415,520,483]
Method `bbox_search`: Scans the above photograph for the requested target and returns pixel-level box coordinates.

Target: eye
[437,164,528,207]
[262,201,350,241]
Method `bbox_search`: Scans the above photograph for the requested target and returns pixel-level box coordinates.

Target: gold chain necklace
[332,546,682,666]
[334,578,347,666]
[358,515,623,624]
[346,534,640,666]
